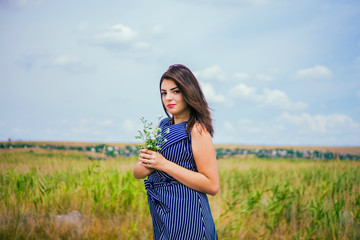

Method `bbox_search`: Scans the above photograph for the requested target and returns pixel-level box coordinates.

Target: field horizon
[2,140,360,156]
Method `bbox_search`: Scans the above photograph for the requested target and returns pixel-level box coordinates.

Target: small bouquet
[135,115,169,151]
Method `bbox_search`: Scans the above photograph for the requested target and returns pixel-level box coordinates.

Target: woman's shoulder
[190,122,213,150]
[191,122,210,137]
[159,117,171,129]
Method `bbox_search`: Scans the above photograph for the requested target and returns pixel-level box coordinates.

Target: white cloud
[201,82,226,103]
[262,88,306,110]
[279,112,360,134]
[91,24,157,54]
[94,24,138,45]
[230,83,257,100]
[194,65,225,81]
[230,83,306,110]
[217,113,360,145]
[262,88,289,107]
[48,55,95,73]
[293,65,333,79]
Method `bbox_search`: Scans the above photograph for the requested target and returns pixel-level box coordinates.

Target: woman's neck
[173,113,190,124]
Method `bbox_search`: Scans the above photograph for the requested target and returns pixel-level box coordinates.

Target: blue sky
[1,0,360,146]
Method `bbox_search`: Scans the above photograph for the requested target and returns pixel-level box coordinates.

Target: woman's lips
[167,104,175,108]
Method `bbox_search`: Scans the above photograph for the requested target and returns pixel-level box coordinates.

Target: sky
[1,0,360,146]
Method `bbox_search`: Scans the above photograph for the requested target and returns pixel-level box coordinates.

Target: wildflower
[135,116,167,151]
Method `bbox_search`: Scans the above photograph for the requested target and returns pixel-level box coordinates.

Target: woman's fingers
[140,149,155,158]
[139,153,153,159]
[139,153,153,165]
[138,157,150,165]
[147,149,156,155]
[138,151,163,168]
[140,148,148,153]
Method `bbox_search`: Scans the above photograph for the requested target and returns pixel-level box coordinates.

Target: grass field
[1,150,359,239]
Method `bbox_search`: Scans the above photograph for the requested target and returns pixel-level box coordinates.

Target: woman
[133,64,219,240]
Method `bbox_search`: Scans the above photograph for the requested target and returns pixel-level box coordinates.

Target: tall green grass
[0,151,359,239]
[217,159,360,239]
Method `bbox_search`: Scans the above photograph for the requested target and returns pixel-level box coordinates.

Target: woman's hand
[139,149,169,171]
[133,149,156,179]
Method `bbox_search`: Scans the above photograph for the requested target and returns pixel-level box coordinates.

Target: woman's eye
[174,90,180,94]
[161,92,166,95]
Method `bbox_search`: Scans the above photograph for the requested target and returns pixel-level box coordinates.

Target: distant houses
[215,148,359,160]
[0,142,359,161]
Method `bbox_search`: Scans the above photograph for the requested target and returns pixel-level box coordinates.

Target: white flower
[135,115,168,151]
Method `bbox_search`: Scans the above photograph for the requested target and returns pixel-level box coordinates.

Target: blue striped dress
[144,118,218,240]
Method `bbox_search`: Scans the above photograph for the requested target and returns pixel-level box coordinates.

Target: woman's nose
[166,93,173,100]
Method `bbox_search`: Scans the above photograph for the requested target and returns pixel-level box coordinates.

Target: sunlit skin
[133,79,219,196]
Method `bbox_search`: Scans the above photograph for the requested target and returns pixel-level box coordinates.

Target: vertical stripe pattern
[145,118,218,240]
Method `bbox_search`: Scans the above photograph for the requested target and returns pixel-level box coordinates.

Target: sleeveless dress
[144,118,218,240]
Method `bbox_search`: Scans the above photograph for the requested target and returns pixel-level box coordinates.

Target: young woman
[133,64,219,239]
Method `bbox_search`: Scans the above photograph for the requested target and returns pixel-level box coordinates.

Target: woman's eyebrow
[161,87,179,91]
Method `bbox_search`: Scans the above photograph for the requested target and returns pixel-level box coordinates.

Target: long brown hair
[160,64,214,137]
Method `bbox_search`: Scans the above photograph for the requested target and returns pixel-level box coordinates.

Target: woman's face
[161,79,189,118]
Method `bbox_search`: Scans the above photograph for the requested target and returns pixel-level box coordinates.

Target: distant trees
[1,142,359,161]
[215,148,359,161]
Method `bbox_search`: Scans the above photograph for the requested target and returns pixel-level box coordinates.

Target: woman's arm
[138,123,219,196]
[133,155,154,179]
